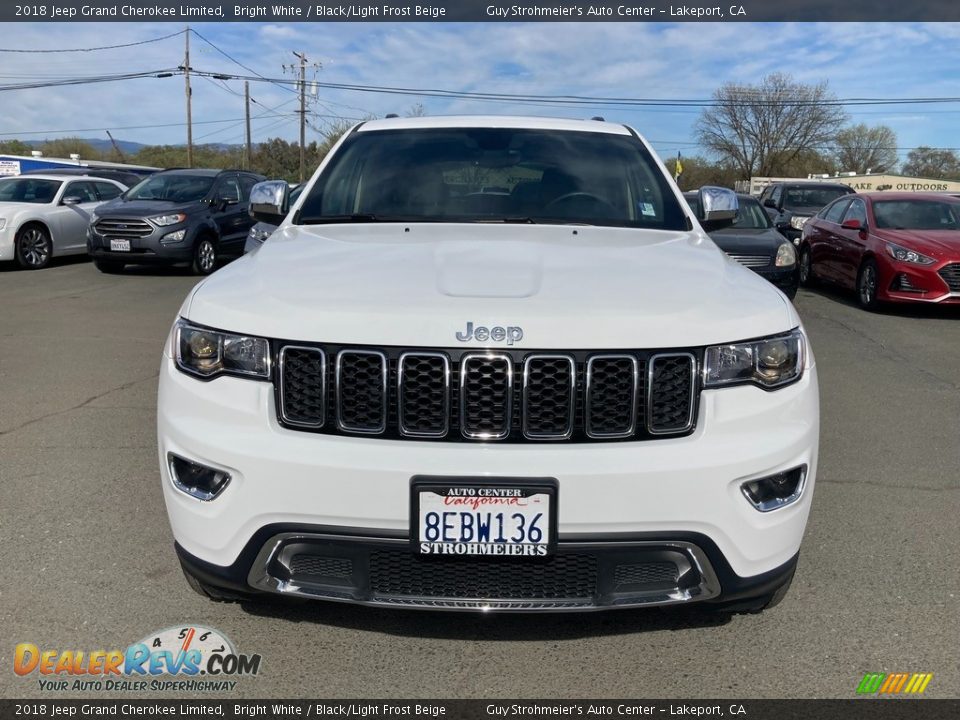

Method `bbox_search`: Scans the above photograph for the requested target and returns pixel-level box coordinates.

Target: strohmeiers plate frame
[410,476,558,558]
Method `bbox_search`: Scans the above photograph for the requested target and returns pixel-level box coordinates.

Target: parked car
[800,192,960,309]
[87,168,265,274]
[243,183,303,254]
[758,182,855,244]
[685,191,799,299]
[159,117,819,614]
[0,174,127,269]
[21,166,153,189]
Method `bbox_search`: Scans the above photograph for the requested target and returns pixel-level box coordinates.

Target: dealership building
[745,173,960,196]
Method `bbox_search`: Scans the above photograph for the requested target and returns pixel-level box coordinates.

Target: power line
[0,69,179,92]
[188,28,298,97]
[0,30,185,53]
[0,115,294,137]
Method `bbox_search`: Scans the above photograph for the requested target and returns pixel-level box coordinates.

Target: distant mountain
[25,138,146,154]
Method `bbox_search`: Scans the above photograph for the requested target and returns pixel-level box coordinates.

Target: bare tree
[834,124,898,173]
[695,73,847,178]
[901,146,960,180]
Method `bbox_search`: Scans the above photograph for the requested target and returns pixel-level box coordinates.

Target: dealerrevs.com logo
[14,625,261,692]
[856,672,934,696]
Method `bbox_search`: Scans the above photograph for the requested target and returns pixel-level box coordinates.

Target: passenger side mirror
[249,180,290,225]
[61,196,82,206]
[698,186,738,231]
[841,218,864,231]
[763,198,777,209]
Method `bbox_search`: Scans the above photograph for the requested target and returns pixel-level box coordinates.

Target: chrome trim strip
[522,354,575,440]
[647,352,698,435]
[397,351,450,438]
[460,352,513,440]
[740,464,808,513]
[247,533,721,612]
[584,354,639,439]
[278,345,326,428]
[166,452,231,502]
[335,349,388,434]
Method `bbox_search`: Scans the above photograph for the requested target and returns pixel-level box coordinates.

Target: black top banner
[3,0,960,23]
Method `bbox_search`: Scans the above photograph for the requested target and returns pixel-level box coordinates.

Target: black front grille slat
[460,353,512,439]
[585,355,638,438]
[939,263,960,292]
[336,351,387,433]
[276,344,698,443]
[648,354,696,434]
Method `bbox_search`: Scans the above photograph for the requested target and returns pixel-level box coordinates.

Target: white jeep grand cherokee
[158,116,818,612]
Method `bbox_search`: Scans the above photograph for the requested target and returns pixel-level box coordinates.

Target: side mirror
[698,186,738,231]
[841,218,864,231]
[249,180,290,224]
[763,198,777,209]
[61,196,82,206]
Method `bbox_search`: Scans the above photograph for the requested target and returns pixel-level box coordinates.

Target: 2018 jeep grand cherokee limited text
[158,116,819,612]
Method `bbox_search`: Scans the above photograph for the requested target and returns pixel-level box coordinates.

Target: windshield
[125,174,215,202]
[297,127,688,230]
[0,178,61,204]
[783,186,850,211]
[873,200,960,230]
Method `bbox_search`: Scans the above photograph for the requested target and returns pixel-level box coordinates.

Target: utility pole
[184,26,193,168]
[244,81,252,171]
[106,130,126,163]
[293,51,307,183]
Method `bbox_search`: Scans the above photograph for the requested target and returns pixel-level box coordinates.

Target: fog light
[167,453,231,500]
[740,465,807,512]
[161,229,186,244]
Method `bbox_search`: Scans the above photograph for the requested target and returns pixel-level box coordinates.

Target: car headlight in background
[151,213,187,227]
[789,216,810,230]
[704,329,805,389]
[886,242,935,265]
[247,226,272,245]
[175,319,270,379]
[775,242,797,268]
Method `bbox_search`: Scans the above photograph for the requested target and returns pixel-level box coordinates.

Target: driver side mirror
[763,198,778,209]
[249,180,290,224]
[841,218,866,231]
[61,196,83,206]
[698,186,738,231]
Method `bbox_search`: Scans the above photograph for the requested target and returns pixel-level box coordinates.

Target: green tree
[901,146,960,180]
[39,137,102,161]
[0,139,32,156]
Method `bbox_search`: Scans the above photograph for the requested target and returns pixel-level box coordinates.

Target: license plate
[411,478,557,557]
[109,239,131,252]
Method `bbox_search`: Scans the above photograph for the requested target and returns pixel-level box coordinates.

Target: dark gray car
[87,168,265,275]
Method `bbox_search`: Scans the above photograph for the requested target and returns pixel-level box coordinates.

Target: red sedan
[799,192,960,309]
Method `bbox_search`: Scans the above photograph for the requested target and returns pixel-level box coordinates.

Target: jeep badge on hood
[456,322,524,345]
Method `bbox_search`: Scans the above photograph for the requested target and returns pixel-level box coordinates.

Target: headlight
[789,216,809,230]
[175,319,270,379]
[886,242,934,265]
[247,226,272,244]
[151,213,187,227]
[774,242,797,268]
[704,329,805,389]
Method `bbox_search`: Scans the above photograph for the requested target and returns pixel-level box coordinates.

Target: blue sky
[2,21,959,166]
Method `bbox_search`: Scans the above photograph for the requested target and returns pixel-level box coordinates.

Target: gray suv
[87,169,265,274]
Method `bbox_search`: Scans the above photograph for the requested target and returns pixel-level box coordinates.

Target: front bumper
[754,265,800,298]
[88,223,193,263]
[158,342,819,609]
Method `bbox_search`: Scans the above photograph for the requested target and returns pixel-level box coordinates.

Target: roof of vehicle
[152,168,230,177]
[852,191,960,202]
[772,181,852,189]
[1,173,123,183]
[357,115,633,136]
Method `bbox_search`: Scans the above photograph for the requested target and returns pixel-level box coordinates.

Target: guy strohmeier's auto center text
[16,3,748,20]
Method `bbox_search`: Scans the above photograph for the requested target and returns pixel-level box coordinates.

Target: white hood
[186,223,796,349]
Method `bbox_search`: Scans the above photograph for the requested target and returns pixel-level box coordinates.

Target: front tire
[192,237,218,275]
[15,225,52,270]
[798,245,816,287]
[856,258,881,311]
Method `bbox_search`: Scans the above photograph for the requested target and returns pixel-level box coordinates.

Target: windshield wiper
[473,217,538,224]
[299,213,384,224]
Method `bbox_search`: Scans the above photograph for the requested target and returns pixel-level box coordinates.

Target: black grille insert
[614,561,679,588]
[398,353,450,437]
[523,355,575,439]
[585,355,639,438]
[336,351,387,433]
[648,354,696,434]
[279,347,326,427]
[369,549,598,600]
[289,555,353,579]
[460,353,512,439]
[938,263,960,292]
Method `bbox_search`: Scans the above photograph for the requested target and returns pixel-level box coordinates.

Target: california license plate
[109,238,131,252]
[411,478,557,557]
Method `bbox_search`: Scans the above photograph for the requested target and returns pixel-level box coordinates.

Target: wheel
[856,258,881,311]
[181,566,245,603]
[15,225,52,269]
[798,245,816,287]
[192,237,218,275]
[93,258,125,274]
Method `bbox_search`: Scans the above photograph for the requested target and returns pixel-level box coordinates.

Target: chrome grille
[94,217,154,239]
[276,344,699,443]
[336,350,387,433]
[938,263,960,292]
[728,253,770,268]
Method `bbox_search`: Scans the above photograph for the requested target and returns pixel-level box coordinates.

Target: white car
[158,116,819,613]
[0,174,127,269]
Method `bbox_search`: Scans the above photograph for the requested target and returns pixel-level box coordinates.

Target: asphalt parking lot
[1,257,958,700]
